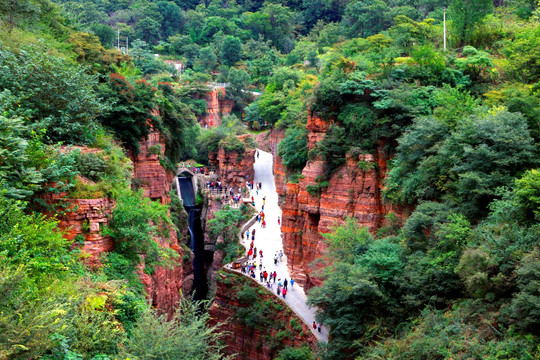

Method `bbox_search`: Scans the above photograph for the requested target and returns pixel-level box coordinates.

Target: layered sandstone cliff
[130,127,172,204]
[274,112,409,289]
[208,134,256,189]
[209,269,318,360]
[130,127,187,314]
[198,87,235,128]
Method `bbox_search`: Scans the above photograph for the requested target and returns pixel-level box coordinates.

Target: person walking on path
[313,321,317,330]
[260,272,264,282]
[290,278,294,289]
[278,216,280,225]
[284,278,288,290]
[282,287,287,299]
[273,271,277,283]
[274,254,278,265]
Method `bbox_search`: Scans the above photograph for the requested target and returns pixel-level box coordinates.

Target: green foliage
[448,0,494,46]
[278,126,308,172]
[511,250,540,332]
[121,298,232,360]
[0,46,106,144]
[0,264,72,359]
[77,152,107,182]
[156,82,200,164]
[363,301,540,359]
[97,73,157,154]
[208,206,249,263]
[323,217,374,264]
[276,345,314,360]
[386,110,537,219]
[308,262,385,358]
[0,194,73,276]
[105,189,179,270]
[514,169,540,222]
[220,35,243,66]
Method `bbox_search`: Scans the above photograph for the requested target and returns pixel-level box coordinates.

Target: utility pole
[117,29,120,51]
[443,8,447,51]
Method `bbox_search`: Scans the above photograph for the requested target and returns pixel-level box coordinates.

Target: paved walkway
[239,149,328,342]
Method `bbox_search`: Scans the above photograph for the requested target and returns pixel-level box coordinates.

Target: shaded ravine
[178,175,208,300]
[227,149,329,342]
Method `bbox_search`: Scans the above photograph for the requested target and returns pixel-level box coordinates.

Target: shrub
[77,152,107,182]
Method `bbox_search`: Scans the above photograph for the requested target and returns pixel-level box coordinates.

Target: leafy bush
[208,206,250,263]
[278,126,308,172]
[77,152,107,182]
[105,189,179,270]
[0,46,106,144]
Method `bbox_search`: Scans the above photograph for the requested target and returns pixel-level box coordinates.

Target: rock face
[139,227,185,316]
[209,135,256,189]
[209,270,318,360]
[129,127,186,315]
[130,126,171,203]
[198,87,235,128]
[42,196,115,255]
[267,129,287,197]
[275,112,410,289]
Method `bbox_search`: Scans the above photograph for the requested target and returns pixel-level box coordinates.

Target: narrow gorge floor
[240,149,329,343]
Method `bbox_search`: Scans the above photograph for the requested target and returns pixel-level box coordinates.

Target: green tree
[89,23,116,48]
[136,17,161,44]
[448,0,494,47]
[511,250,540,332]
[514,169,540,222]
[207,206,247,262]
[0,0,38,32]
[157,1,183,39]
[98,73,156,153]
[322,216,374,264]
[0,194,72,275]
[342,0,392,38]
[121,298,232,360]
[106,189,178,270]
[278,126,308,172]
[226,68,251,106]
[0,47,106,144]
[220,35,242,66]
[194,46,217,72]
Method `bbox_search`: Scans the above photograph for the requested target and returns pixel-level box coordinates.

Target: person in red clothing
[282,287,287,299]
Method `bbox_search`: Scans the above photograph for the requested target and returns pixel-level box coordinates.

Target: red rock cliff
[130,127,187,315]
[209,134,256,189]
[198,87,235,128]
[276,112,409,289]
[130,126,172,204]
[209,269,318,359]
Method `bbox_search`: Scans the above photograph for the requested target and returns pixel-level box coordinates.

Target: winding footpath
[236,149,329,342]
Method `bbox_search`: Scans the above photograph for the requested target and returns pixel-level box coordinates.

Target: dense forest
[1,0,539,358]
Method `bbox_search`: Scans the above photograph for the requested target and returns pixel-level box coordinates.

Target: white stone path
[240,149,329,342]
